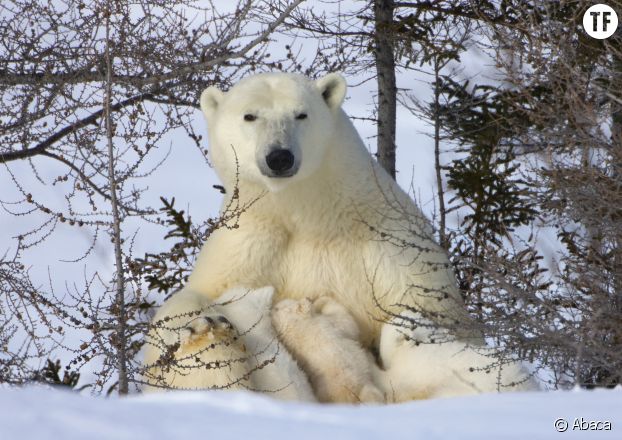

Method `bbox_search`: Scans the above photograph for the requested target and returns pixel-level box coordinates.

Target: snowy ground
[1,387,619,440]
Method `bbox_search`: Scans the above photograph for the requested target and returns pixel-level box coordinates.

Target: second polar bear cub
[378,310,538,400]
[272,296,384,404]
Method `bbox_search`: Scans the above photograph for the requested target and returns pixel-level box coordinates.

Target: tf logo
[583,4,619,39]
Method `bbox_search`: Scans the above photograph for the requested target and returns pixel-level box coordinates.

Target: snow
[1,387,619,440]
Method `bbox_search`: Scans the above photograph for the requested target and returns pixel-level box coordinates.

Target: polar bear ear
[249,286,276,310]
[315,73,347,109]
[200,87,224,118]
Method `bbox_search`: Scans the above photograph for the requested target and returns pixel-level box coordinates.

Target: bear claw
[180,313,240,348]
[216,316,233,329]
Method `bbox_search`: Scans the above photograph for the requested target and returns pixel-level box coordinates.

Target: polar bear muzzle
[261,147,299,178]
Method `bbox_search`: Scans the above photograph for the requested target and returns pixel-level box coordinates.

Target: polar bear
[144,71,524,397]
[144,286,315,401]
[377,310,538,400]
[272,296,384,403]
[143,288,251,392]
[157,308,251,391]
[216,286,316,400]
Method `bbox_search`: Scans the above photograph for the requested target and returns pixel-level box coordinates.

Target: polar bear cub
[144,286,315,401]
[143,289,250,392]
[378,310,538,400]
[164,306,251,391]
[216,286,315,401]
[272,296,384,404]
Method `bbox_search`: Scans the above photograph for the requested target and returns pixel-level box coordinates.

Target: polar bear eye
[295,113,308,120]
[244,114,257,122]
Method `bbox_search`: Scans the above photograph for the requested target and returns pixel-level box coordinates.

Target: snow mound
[1,386,619,440]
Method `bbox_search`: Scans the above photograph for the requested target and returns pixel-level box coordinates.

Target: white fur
[142,304,250,391]
[214,286,315,401]
[272,297,384,404]
[145,72,527,398]
[378,311,538,400]
[144,286,315,401]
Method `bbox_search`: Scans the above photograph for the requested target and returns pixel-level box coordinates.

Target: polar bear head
[271,298,314,335]
[200,73,347,191]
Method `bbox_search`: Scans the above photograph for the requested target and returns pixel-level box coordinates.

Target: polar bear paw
[177,314,246,362]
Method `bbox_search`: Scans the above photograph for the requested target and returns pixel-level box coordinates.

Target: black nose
[265,149,295,172]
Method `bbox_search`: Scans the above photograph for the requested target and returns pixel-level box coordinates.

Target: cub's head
[271,298,314,334]
[200,72,346,191]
